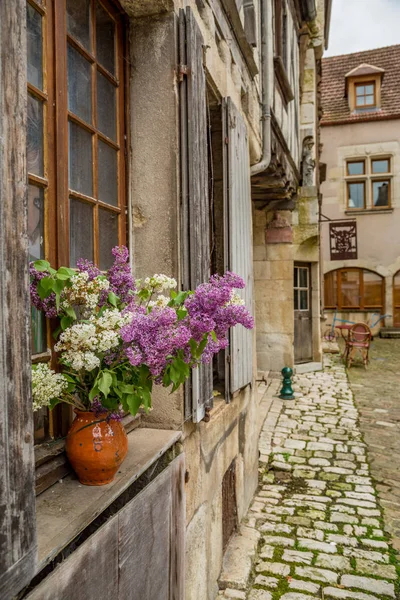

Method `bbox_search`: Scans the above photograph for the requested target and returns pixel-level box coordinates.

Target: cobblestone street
[218,356,400,600]
[347,339,400,551]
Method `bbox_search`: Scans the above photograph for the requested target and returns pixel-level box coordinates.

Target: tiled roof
[321,45,400,125]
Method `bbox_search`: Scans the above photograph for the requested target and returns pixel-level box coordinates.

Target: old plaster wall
[123,2,261,598]
[254,207,295,373]
[321,120,400,326]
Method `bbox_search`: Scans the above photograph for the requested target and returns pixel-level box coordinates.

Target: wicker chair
[345,323,372,369]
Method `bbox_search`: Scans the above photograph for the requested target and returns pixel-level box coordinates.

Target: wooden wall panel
[0,0,38,597]
[26,518,119,600]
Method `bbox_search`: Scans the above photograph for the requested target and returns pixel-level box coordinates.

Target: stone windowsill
[36,427,182,569]
[345,208,393,215]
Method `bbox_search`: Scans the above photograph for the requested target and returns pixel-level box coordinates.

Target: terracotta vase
[65,410,128,486]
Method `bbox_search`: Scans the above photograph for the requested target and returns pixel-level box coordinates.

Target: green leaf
[198,335,208,356]
[61,316,73,330]
[33,259,51,272]
[53,279,65,311]
[64,305,77,319]
[126,393,143,416]
[89,385,99,401]
[37,276,54,300]
[49,397,62,410]
[176,307,188,321]
[98,371,113,398]
[107,291,118,307]
[189,339,198,359]
[211,330,217,343]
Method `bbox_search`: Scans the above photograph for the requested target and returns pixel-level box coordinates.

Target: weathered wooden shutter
[0,1,38,597]
[225,98,254,393]
[179,7,213,422]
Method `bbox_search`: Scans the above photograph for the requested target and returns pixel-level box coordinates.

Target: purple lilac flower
[91,397,108,416]
[184,271,254,363]
[29,263,58,318]
[107,246,136,305]
[76,258,101,281]
[121,306,192,376]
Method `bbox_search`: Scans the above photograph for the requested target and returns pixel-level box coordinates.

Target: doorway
[294,263,313,363]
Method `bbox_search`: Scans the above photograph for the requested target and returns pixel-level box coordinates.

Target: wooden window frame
[324,268,384,312]
[294,265,309,312]
[28,0,127,447]
[345,156,392,211]
[355,80,376,108]
[346,180,366,210]
[346,159,365,176]
[393,270,400,327]
[371,177,391,210]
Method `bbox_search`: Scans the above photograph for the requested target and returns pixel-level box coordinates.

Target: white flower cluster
[32,363,68,411]
[140,274,177,294]
[227,290,245,306]
[61,272,109,312]
[55,310,131,372]
[148,295,170,309]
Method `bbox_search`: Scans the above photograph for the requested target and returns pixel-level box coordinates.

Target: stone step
[379,327,400,338]
[218,526,260,591]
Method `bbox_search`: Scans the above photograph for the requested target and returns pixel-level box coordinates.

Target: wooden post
[0,0,38,596]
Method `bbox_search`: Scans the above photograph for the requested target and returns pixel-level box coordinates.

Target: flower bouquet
[30,246,253,484]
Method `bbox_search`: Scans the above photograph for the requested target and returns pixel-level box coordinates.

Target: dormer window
[355,82,376,108]
[345,63,384,113]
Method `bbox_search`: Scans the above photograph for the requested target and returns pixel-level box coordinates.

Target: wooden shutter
[225,98,254,393]
[179,7,213,422]
[0,1,38,596]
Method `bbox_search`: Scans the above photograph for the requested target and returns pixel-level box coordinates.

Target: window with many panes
[324,268,384,311]
[346,157,391,210]
[355,81,376,108]
[27,0,126,442]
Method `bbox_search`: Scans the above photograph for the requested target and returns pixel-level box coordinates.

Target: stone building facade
[320,45,400,333]
[0,1,329,599]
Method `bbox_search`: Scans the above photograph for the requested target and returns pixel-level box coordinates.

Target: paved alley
[347,339,400,551]
[219,358,400,599]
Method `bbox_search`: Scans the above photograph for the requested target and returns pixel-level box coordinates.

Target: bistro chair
[345,323,372,369]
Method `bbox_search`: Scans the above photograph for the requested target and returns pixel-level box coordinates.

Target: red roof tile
[321,45,400,126]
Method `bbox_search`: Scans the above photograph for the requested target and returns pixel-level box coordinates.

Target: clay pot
[65,410,128,486]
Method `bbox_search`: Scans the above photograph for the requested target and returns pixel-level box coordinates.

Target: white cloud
[325,0,400,57]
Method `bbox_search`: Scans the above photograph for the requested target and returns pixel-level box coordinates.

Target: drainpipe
[250,0,273,176]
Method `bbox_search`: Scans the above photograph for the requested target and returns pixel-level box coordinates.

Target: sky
[325,0,400,57]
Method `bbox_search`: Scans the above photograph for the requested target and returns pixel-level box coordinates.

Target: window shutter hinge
[178,64,189,82]
[226,354,231,363]
[224,136,229,145]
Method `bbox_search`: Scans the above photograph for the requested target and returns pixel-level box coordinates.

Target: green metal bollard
[279,366,294,400]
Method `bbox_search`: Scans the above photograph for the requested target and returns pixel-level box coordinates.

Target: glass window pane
[372,159,389,174]
[99,209,119,270]
[98,140,118,206]
[363,271,382,307]
[356,96,365,106]
[28,184,44,261]
[373,180,389,207]
[294,289,298,310]
[69,198,94,266]
[394,273,400,308]
[27,4,43,89]
[324,271,337,307]
[347,161,364,175]
[356,86,364,96]
[299,268,308,288]
[97,72,116,140]
[365,95,374,105]
[69,121,93,196]
[340,270,360,307]
[348,182,364,208]
[96,2,115,74]
[299,290,308,310]
[27,94,44,176]
[294,268,298,288]
[67,0,91,50]
[365,85,374,95]
[28,184,46,354]
[67,44,92,124]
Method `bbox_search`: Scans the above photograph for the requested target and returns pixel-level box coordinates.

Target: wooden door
[294,264,313,363]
